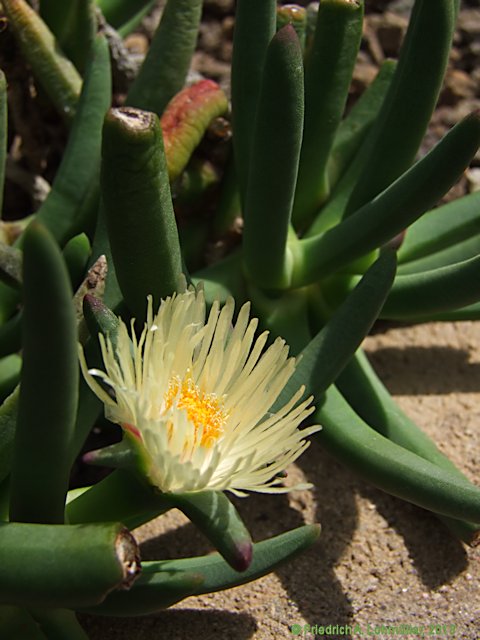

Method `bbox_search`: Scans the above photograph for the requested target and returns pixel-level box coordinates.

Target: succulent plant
[0,0,478,636]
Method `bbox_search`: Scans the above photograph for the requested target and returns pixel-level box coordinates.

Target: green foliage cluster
[0,0,478,636]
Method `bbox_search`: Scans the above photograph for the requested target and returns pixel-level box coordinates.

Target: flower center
[164,373,227,447]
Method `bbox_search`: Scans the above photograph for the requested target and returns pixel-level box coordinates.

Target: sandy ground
[80,319,480,639]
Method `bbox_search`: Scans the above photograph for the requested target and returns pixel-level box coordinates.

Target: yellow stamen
[164,372,227,447]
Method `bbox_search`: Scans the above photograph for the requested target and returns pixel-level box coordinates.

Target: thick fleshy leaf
[295,111,480,285]
[0,522,140,608]
[398,190,480,263]
[161,80,228,181]
[169,491,253,571]
[35,35,111,245]
[381,253,480,320]
[0,312,22,359]
[66,470,172,529]
[80,571,203,616]
[97,0,155,32]
[307,0,457,235]
[40,0,96,73]
[84,524,320,616]
[292,0,364,225]
[28,609,89,640]
[0,606,48,640]
[0,355,20,404]
[243,25,304,289]
[396,233,480,275]
[2,0,81,119]
[276,4,307,49]
[344,0,456,216]
[82,439,141,472]
[82,432,153,486]
[117,1,157,37]
[101,107,183,320]
[272,250,396,411]
[126,0,203,116]
[338,349,480,544]
[63,233,91,291]
[408,301,480,322]
[316,386,480,523]
[231,0,276,202]
[325,59,397,201]
[10,223,78,524]
[70,289,121,461]
[82,294,120,347]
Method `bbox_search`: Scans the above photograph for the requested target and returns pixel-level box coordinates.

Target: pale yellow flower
[80,287,320,496]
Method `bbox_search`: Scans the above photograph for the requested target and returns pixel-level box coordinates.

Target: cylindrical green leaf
[117,1,158,38]
[2,0,81,119]
[272,250,396,411]
[192,249,246,306]
[243,25,304,289]
[126,0,203,116]
[292,0,364,226]
[63,233,91,290]
[85,524,320,615]
[0,522,140,608]
[81,572,203,617]
[0,72,7,217]
[66,470,171,529]
[0,355,21,404]
[69,292,122,462]
[101,107,184,320]
[169,491,253,571]
[381,254,480,320]
[0,606,48,640]
[231,0,277,202]
[397,233,480,275]
[40,0,97,73]
[326,59,397,194]
[82,294,120,347]
[9,222,78,524]
[343,0,456,216]
[307,0,457,235]
[161,79,228,182]
[407,301,480,323]
[276,4,307,49]
[247,284,311,355]
[398,190,480,264]
[29,609,88,640]
[317,385,480,523]
[36,35,111,245]
[0,312,22,358]
[88,202,123,312]
[295,111,480,285]
[338,349,480,544]
[97,0,155,31]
